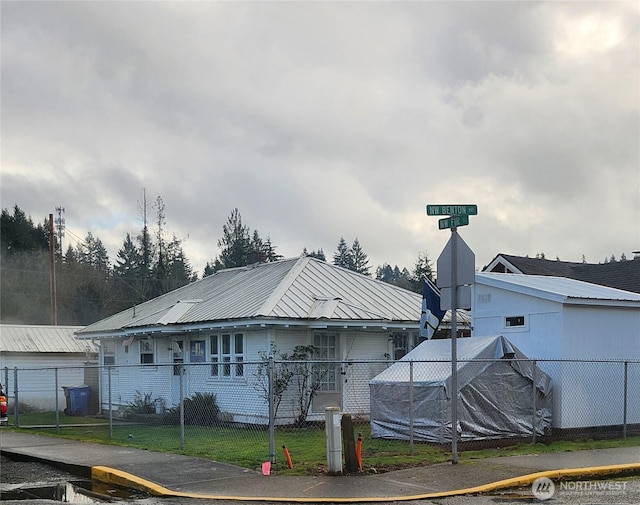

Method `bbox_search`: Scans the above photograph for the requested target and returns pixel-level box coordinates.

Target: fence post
[409,361,414,455]
[623,361,628,439]
[13,367,19,427]
[108,366,113,440]
[55,368,60,434]
[2,367,7,427]
[179,364,185,450]
[532,360,537,445]
[268,356,276,464]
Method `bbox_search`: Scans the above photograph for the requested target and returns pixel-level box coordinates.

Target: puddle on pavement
[0,480,149,502]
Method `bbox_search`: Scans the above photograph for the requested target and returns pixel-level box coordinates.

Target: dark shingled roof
[483,254,640,294]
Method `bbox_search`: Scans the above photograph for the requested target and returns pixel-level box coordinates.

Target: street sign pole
[427,203,476,465]
[450,227,458,465]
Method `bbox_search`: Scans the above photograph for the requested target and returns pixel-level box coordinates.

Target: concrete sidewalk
[1,430,639,502]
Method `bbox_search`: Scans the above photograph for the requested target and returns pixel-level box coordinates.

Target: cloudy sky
[2,1,639,277]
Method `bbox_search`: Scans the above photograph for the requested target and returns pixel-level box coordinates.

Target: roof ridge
[256,256,310,316]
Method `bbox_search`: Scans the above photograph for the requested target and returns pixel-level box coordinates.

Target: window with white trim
[102,340,115,366]
[210,333,245,378]
[140,338,154,364]
[313,332,338,392]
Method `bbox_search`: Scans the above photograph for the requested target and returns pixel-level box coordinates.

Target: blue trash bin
[63,385,92,416]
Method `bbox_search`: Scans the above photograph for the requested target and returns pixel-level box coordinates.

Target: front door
[311,332,342,412]
[170,339,184,407]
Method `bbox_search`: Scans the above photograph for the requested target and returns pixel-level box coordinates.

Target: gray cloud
[2,1,638,275]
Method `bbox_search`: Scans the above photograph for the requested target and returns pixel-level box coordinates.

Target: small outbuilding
[473,273,640,430]
[0,324,99,413]
[369,335,552,443]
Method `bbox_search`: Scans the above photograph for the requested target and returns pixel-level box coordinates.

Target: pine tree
[218,208,252,269]
[302,248,326,261]
[210,209,280,272]
[0,205,48,254]
[165,234,196,290]
[412,251,434,284]
[351,238,370,276]
[333,237,354,270]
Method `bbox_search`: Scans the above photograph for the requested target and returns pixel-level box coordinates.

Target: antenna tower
[55,207,66,254]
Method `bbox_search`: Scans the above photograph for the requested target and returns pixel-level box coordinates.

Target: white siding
[473,284,563,357]
[341,331,390,417]
[472,281,640,429]
[2,353,90,411]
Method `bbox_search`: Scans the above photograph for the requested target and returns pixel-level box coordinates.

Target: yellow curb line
[92,463,640,503]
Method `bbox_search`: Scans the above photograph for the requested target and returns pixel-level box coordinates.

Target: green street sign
[438,215,469,229]
[426,204,478,216]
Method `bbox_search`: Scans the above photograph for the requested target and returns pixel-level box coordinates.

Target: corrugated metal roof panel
[0,325,98,353]
[77,257,423,337]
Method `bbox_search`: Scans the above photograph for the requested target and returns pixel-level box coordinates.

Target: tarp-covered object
[369,335,552,443]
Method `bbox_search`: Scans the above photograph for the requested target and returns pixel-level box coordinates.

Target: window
[102,340,115,366]
[313,332,338,392]
[391,332,417,360]
[234,333,244,377]
[505,316,526,327]
[190,340,206,362]
[210,335,219,377]
[140,338,154,364]
[210,333,245,378]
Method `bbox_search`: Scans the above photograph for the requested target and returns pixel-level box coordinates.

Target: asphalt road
[2,455,640,504]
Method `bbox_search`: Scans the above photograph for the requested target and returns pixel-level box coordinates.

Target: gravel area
[1,454,79,485]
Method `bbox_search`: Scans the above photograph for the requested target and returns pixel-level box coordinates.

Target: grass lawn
[7,413,640,475]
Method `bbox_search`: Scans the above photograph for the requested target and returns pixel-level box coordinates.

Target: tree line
[0,203,434,326]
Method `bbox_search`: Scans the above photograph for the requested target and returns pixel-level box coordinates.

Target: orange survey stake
[282,445,293,469]
[356,432,363,471]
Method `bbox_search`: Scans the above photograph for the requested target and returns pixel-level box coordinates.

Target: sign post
[428,204,477,465]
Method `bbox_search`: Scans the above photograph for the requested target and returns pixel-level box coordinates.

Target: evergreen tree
[209,209,281,273]
[77,232,110,275]
[114,233,141,278]
[302,248,326,261]
[375,263,395,283]
[164,234,196,290]
[0,205,48,254]
[203,259,222,277]
[218,208,252,269]
[410,251,434,291]
[350,238,370,276]
[111,233,146,308]
[333,237,354,270]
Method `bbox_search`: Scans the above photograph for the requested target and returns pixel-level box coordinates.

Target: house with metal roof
[473,273,640,430]
[483,253,640,294]
[0,325,99,413]
[76,256,424,423]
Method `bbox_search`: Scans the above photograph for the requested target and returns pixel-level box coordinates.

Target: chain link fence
[3,358,639,469]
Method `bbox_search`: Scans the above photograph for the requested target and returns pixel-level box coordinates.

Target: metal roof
[483,254,640,294]
[77,257,423,338]
[476,273,640,307]
[0,325,99,353]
